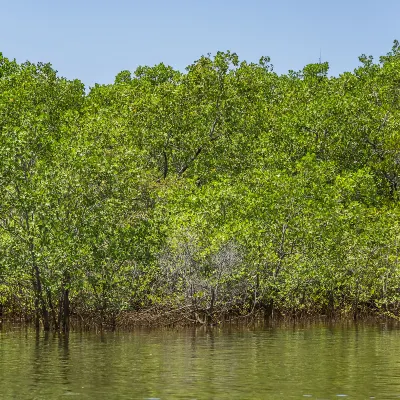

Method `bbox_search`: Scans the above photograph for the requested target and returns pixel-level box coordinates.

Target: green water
[1,322,400,399]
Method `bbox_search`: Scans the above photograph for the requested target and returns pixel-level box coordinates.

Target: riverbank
[2,303,400,331]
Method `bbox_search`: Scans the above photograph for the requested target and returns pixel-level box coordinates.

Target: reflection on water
[1,322,400,399]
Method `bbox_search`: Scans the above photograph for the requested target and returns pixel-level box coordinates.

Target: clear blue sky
[2,0,399,88]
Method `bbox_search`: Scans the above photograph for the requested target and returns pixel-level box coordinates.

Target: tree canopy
[1,44,400,330]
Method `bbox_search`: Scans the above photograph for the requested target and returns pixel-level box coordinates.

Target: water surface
[1,322,400,399]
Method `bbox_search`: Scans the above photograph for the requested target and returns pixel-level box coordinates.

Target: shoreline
[1,307,400,332]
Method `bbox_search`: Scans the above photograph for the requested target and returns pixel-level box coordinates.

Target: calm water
[1,322,400,399]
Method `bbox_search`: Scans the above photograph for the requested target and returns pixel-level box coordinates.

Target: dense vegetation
[1,42,400,331]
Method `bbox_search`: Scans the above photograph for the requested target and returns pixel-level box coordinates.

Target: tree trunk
[207,287,216,325]
[34,296,40,330]
[47,289,59,331]
[32,261,49,331]
[264,299,274,319]
[62,287,70,333]
[26,212,49,331]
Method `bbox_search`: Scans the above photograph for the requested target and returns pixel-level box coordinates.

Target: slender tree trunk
[264,299,274,319]
[34,295,40,330]
[58,290,63,330]
[252,273,260,313]
[58,275,71,333]
[31,259,49,331]
[47,289,59,331]
[329,290,335,318]
[31,256,49,330]
[62,287,70,333]
[25,210,49,331]
[42,307,50,331]
[207,287,215,325]
[353,286,359,321]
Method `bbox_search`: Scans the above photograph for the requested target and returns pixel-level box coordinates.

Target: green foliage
[1,43,400,329]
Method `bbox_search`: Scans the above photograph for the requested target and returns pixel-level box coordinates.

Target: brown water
[1,322,400,399]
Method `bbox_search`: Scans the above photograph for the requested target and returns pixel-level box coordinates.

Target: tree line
[1,43,400,330]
